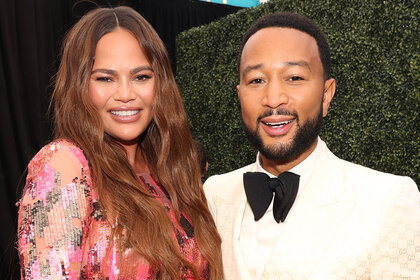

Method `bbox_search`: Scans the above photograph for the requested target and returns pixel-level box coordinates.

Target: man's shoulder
[324,147,417,195]
[337,155,413,184]
[204,163,254,194]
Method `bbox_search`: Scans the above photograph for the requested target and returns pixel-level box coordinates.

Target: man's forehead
[243,27,317,52]
[240,27,320,70]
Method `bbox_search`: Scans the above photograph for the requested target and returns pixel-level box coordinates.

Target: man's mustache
[257,108,298,123]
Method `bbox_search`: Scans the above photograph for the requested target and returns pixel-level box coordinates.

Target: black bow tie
[243,171,300,223]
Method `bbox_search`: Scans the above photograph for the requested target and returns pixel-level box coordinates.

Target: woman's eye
[96,77,112,82]
[135,74,152,81]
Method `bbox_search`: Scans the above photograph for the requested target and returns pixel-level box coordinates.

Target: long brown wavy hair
[51,6,222,279]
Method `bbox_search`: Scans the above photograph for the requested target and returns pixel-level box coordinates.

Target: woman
[17,6,222,279]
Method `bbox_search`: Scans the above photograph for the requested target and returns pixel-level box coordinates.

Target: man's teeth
[265,120,293,127]
[111,110,139,117]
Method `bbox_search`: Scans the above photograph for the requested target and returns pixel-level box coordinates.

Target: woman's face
[88,28,155,145]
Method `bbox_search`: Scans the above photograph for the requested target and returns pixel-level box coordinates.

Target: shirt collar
[255,137,322,195]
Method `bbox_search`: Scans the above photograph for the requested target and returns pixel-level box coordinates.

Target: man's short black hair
[238,12,331,79]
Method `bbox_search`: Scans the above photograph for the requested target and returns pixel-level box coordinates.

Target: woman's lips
[109,109,141,122]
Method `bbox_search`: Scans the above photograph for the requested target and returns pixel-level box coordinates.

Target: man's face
[237,27,335,164]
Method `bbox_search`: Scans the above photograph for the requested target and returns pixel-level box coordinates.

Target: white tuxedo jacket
[204,140,420,279]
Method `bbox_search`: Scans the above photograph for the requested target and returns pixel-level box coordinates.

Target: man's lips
[262,119,294,128]
[260,116,295,136]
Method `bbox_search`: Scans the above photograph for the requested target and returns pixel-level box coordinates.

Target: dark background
[0,0,241,278]
[177,0,420,186]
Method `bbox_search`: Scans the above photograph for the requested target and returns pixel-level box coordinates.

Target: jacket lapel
[262,143,356,279]
[212,164,258,280]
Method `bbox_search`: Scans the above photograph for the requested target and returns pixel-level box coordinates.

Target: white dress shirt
[239,138,322,279]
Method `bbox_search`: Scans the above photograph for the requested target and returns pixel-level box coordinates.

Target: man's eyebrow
[242,63,263,75]
[284,61,310,69]
[242,61,310,75]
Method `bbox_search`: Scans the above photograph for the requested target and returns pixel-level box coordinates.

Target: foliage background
[176,0,419,186]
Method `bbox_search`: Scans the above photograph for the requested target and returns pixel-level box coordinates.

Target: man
[204,12,420,279]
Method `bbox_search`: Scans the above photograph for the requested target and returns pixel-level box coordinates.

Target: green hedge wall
[176,0,419,186]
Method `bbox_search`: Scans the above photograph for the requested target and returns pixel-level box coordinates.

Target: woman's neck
[119,141,148,174]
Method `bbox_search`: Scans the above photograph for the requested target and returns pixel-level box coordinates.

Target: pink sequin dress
[17,140,209,279]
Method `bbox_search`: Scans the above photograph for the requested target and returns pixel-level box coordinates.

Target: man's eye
[250,78,263,84]
[289,76,303,81]
[96,77,112,82]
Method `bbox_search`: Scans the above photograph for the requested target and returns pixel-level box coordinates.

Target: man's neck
[260,138,318,176]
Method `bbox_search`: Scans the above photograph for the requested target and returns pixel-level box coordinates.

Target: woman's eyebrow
[130,66,154,75]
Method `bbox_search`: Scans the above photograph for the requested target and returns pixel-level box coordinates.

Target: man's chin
[243,104,323,165]
[259,142,298,163]
[260,132,293,144]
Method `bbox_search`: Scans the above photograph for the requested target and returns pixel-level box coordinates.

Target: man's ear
[236,84,240,98]
[322,78,336,117]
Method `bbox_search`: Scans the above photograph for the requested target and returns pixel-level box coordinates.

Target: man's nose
[262,79,289,108]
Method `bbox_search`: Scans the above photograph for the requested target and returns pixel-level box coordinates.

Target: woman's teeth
[110,110,139,117]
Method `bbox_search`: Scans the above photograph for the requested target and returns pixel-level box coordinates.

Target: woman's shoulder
[27,139,90,180]
[18,140,96,278]
[30,139,88,166]
[22,139,94,203]
[19,139,96,217]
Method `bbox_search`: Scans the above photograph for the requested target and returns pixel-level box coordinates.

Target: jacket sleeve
[371,177,420,279]
[203,175,218,220]
[17,142,91,279]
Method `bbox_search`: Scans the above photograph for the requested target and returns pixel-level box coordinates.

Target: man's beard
[242,104,323,164]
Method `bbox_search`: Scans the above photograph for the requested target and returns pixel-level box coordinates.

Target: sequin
[17,140,209,279]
